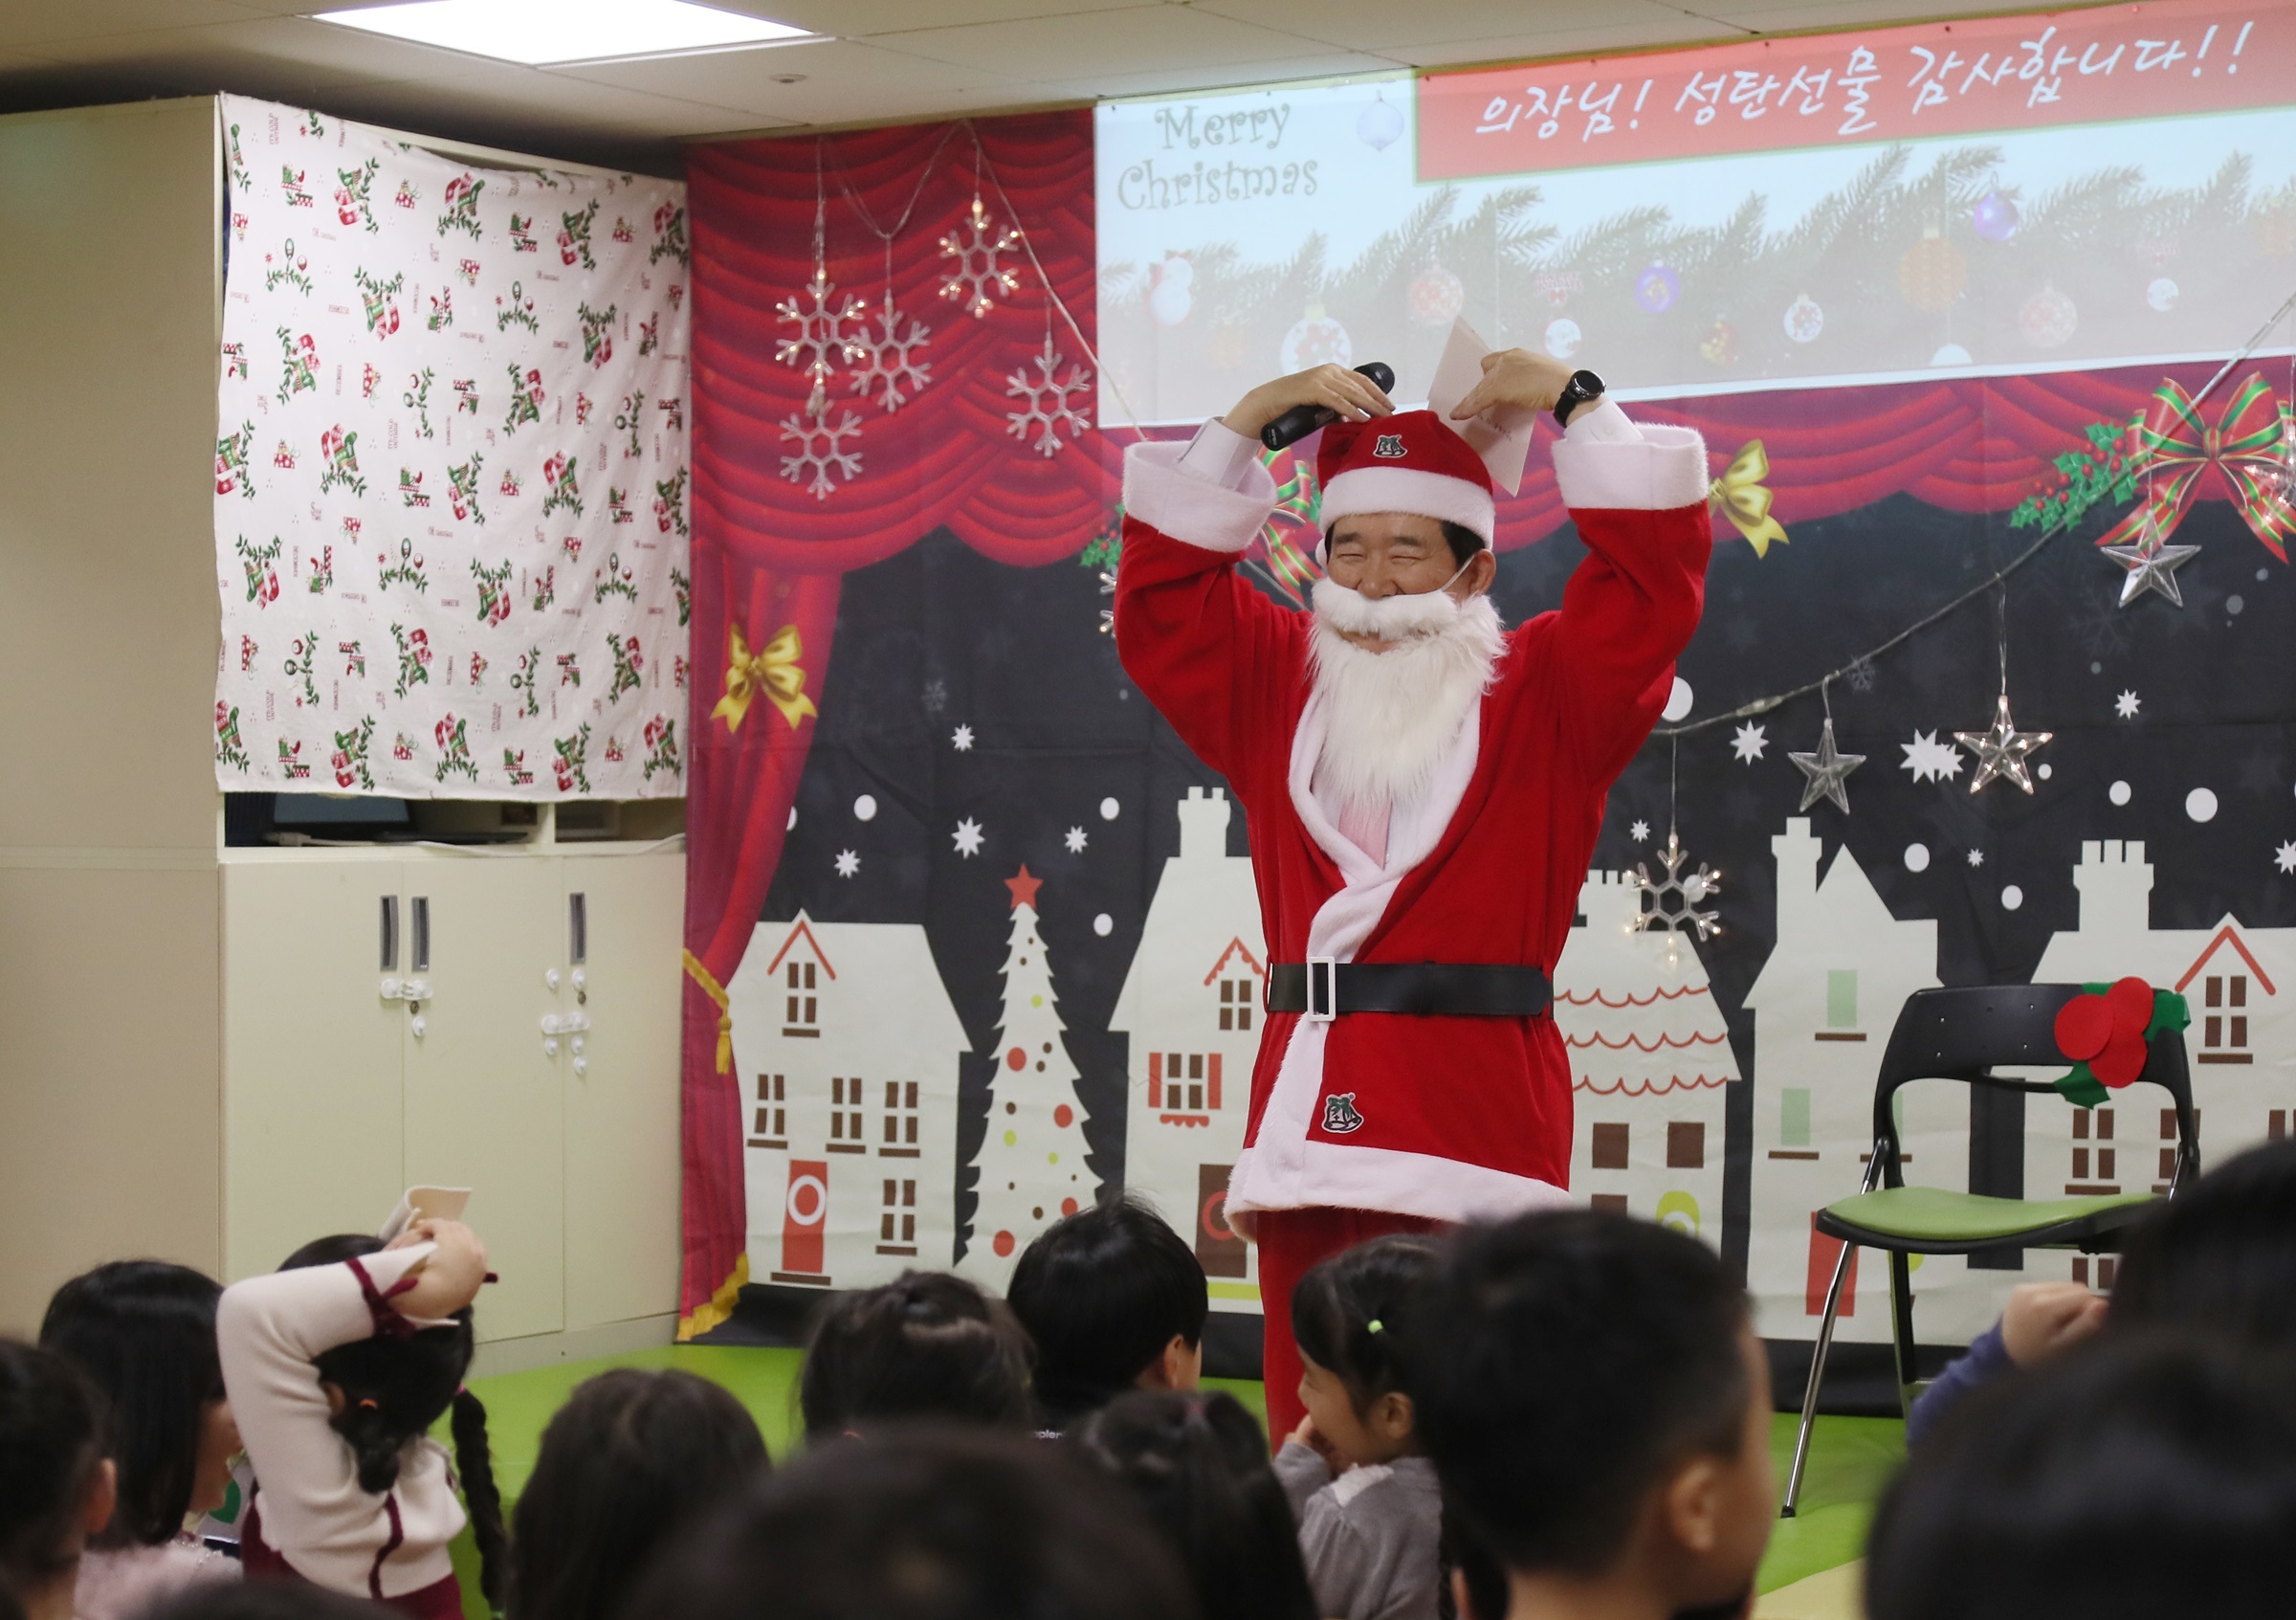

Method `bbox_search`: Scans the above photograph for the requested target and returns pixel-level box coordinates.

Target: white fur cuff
[1551,423,1710,512]
[1122,440,1276,555]
[1320,465,1496,545]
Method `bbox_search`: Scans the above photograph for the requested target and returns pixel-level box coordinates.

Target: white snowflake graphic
[1900,729,1964,784]
[951,723,974,751]
[848,292,932,412]
[2277,839,2296,875]
[938,197,1021,319]
[1629,819,1651,843]
[834,849,860,878]
[2115,689,2142,720]
[774,270,865,412]
[1005,336,1093,456]
[953,817,984,858]
[1731,722,1768,764]
[1065,826,1088,854]
[1845,656,1877,694]
[778,404,863,500]
[1966,848,1985,868]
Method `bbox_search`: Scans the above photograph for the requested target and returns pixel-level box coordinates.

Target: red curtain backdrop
[677,103,2274,1331]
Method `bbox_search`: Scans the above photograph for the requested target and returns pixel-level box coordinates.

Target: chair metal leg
[1888,1250,1920,1416]
[1782,1236,1857,1518]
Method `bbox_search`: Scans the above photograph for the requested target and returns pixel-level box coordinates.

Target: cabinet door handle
[380,896,399,971]
[411,896,430,972]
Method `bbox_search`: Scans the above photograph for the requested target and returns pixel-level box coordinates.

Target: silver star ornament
[1788,718,1866,813]
[2098,531,2201,608]
[1954,694,2052,794]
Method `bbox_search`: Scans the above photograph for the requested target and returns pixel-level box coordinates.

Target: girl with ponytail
[216,1216,503,1620]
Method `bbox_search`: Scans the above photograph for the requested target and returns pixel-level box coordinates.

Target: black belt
[1266,962,1552,1019]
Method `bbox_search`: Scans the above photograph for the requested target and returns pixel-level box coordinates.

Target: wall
[0,99,223,1331]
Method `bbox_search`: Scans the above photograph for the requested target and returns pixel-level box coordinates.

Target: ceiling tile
[1701,0,2035,28]
[1039,51,1401,100]
[697,0,1157,33]
[871,6,1335,80]
[1185,0,1699,54]
[322,62,770,144]
[0,1,258,52]
[551,37,1026,123]
[1388,16,1758,70]
[6,13,469,85]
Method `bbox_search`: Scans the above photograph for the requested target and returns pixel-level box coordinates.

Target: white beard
[1307,577,1506,813]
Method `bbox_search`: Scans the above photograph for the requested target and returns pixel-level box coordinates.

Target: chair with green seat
[1778,982,2197,1517]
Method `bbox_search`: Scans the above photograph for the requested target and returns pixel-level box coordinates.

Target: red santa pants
[1253,1204,1449,1445]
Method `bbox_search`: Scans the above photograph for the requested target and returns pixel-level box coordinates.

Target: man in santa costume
[1114,347,1711,1437]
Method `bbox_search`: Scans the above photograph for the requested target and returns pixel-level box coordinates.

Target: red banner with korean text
[1420,0,2292,179]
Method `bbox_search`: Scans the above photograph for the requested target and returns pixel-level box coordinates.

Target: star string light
[1788,677,1865,813]
[1954,583,2052,795]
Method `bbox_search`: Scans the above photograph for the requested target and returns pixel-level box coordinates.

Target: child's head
[2110,1136,2296,1351]
[628,1428,1196,1620]
[1290,1232,1441,1466]
[278,1234,506,1606]
[797,1270,1033,1443]
[509,1368,766,1620]
[1407,1210,1771,1615]
[144,1580,384,1620]
[39,1261,232,1548]
[1071,1389,1317,1620]
[0,1339,114,1620]
[1867,1333,2296,1620]
[1006,1200,1208,1429]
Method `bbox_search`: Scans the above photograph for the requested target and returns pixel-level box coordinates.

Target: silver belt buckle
[1305,956,1337,1022]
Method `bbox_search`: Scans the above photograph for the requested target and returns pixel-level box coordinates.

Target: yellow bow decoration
[1708,439,1789,559]
[683,948,734,1074]
[711,621,818,733]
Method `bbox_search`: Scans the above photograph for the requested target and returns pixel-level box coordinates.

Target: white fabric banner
[213,96,691,799]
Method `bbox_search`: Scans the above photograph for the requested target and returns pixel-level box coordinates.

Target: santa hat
[1316,409,1496,548]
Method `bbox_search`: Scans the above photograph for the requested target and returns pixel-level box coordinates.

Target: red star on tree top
[1004,864,1043,911]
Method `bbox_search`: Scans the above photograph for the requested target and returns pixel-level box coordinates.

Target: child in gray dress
[1271,1234,1446,1620]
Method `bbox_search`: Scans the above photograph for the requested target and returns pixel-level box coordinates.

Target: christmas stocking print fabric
[213,96,691,799]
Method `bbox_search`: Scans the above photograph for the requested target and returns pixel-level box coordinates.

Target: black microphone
[1258,362,1395,453]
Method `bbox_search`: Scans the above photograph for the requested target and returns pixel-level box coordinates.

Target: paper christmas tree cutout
[960,865,1098,1290]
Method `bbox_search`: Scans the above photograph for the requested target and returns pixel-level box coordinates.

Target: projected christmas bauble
[1408,261,1465,327]
[1635,263,1679,313]
[1699,318,1737,366]
[1898,232,1968,312]
[1972,189,2020,242]
[2146,277,2180,313]
[1782,292,1823,344]
[1147,255,1192,326]
[1280,306,1353,372]
[1358,94,1403,151]
[1544,317,1582,359]
[2020,283,2077,348]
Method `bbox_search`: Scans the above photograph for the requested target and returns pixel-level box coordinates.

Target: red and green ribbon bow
[2052,977,2192,1108]
[2097,373,2296,563]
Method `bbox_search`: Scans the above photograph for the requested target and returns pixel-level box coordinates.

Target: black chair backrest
[1870,984,2198,1191]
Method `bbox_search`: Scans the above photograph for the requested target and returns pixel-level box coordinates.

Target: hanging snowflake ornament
[775,270,865,415]
[1631,830,1722,941]
[779,403,864,500]
[848,291,933,412]
[939,196,1022,319]
[1005,335,1093,457]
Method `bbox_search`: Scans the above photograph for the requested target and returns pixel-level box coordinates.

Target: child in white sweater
[217,1216,503,1620]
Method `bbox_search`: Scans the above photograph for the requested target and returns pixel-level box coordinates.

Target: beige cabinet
[220,848,683,1346]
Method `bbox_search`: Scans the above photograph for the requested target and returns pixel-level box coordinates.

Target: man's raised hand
[1448,347,1576,426]
[1220,364,1395,441]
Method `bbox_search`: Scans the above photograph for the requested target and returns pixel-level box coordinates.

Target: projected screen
[1095,0,2296,427]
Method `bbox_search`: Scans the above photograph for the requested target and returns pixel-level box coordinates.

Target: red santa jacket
[1114,414,1711,1227]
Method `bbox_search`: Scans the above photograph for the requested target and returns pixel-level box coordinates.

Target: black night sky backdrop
[763,483,2296,1283]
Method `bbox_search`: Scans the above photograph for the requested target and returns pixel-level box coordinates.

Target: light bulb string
[1653,278,2296,743]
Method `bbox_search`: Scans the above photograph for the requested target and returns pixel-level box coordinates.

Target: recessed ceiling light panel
[311,0,816,66]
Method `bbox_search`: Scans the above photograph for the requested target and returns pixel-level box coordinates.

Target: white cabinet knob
[542,1036,560,1057]
[570,967,587,991]
[544,967,562,990]
[380,978,403,1000]
[571,1056,587,1076]
[570,1035,585,1055]
[409,1014,427,1038]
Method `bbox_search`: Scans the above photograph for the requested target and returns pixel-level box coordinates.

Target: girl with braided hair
[217,1218,504,1620]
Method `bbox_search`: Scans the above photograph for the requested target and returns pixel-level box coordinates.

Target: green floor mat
[441,1346,1889,1613]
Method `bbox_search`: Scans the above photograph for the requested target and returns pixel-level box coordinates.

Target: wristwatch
[1554,367,1605,428]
